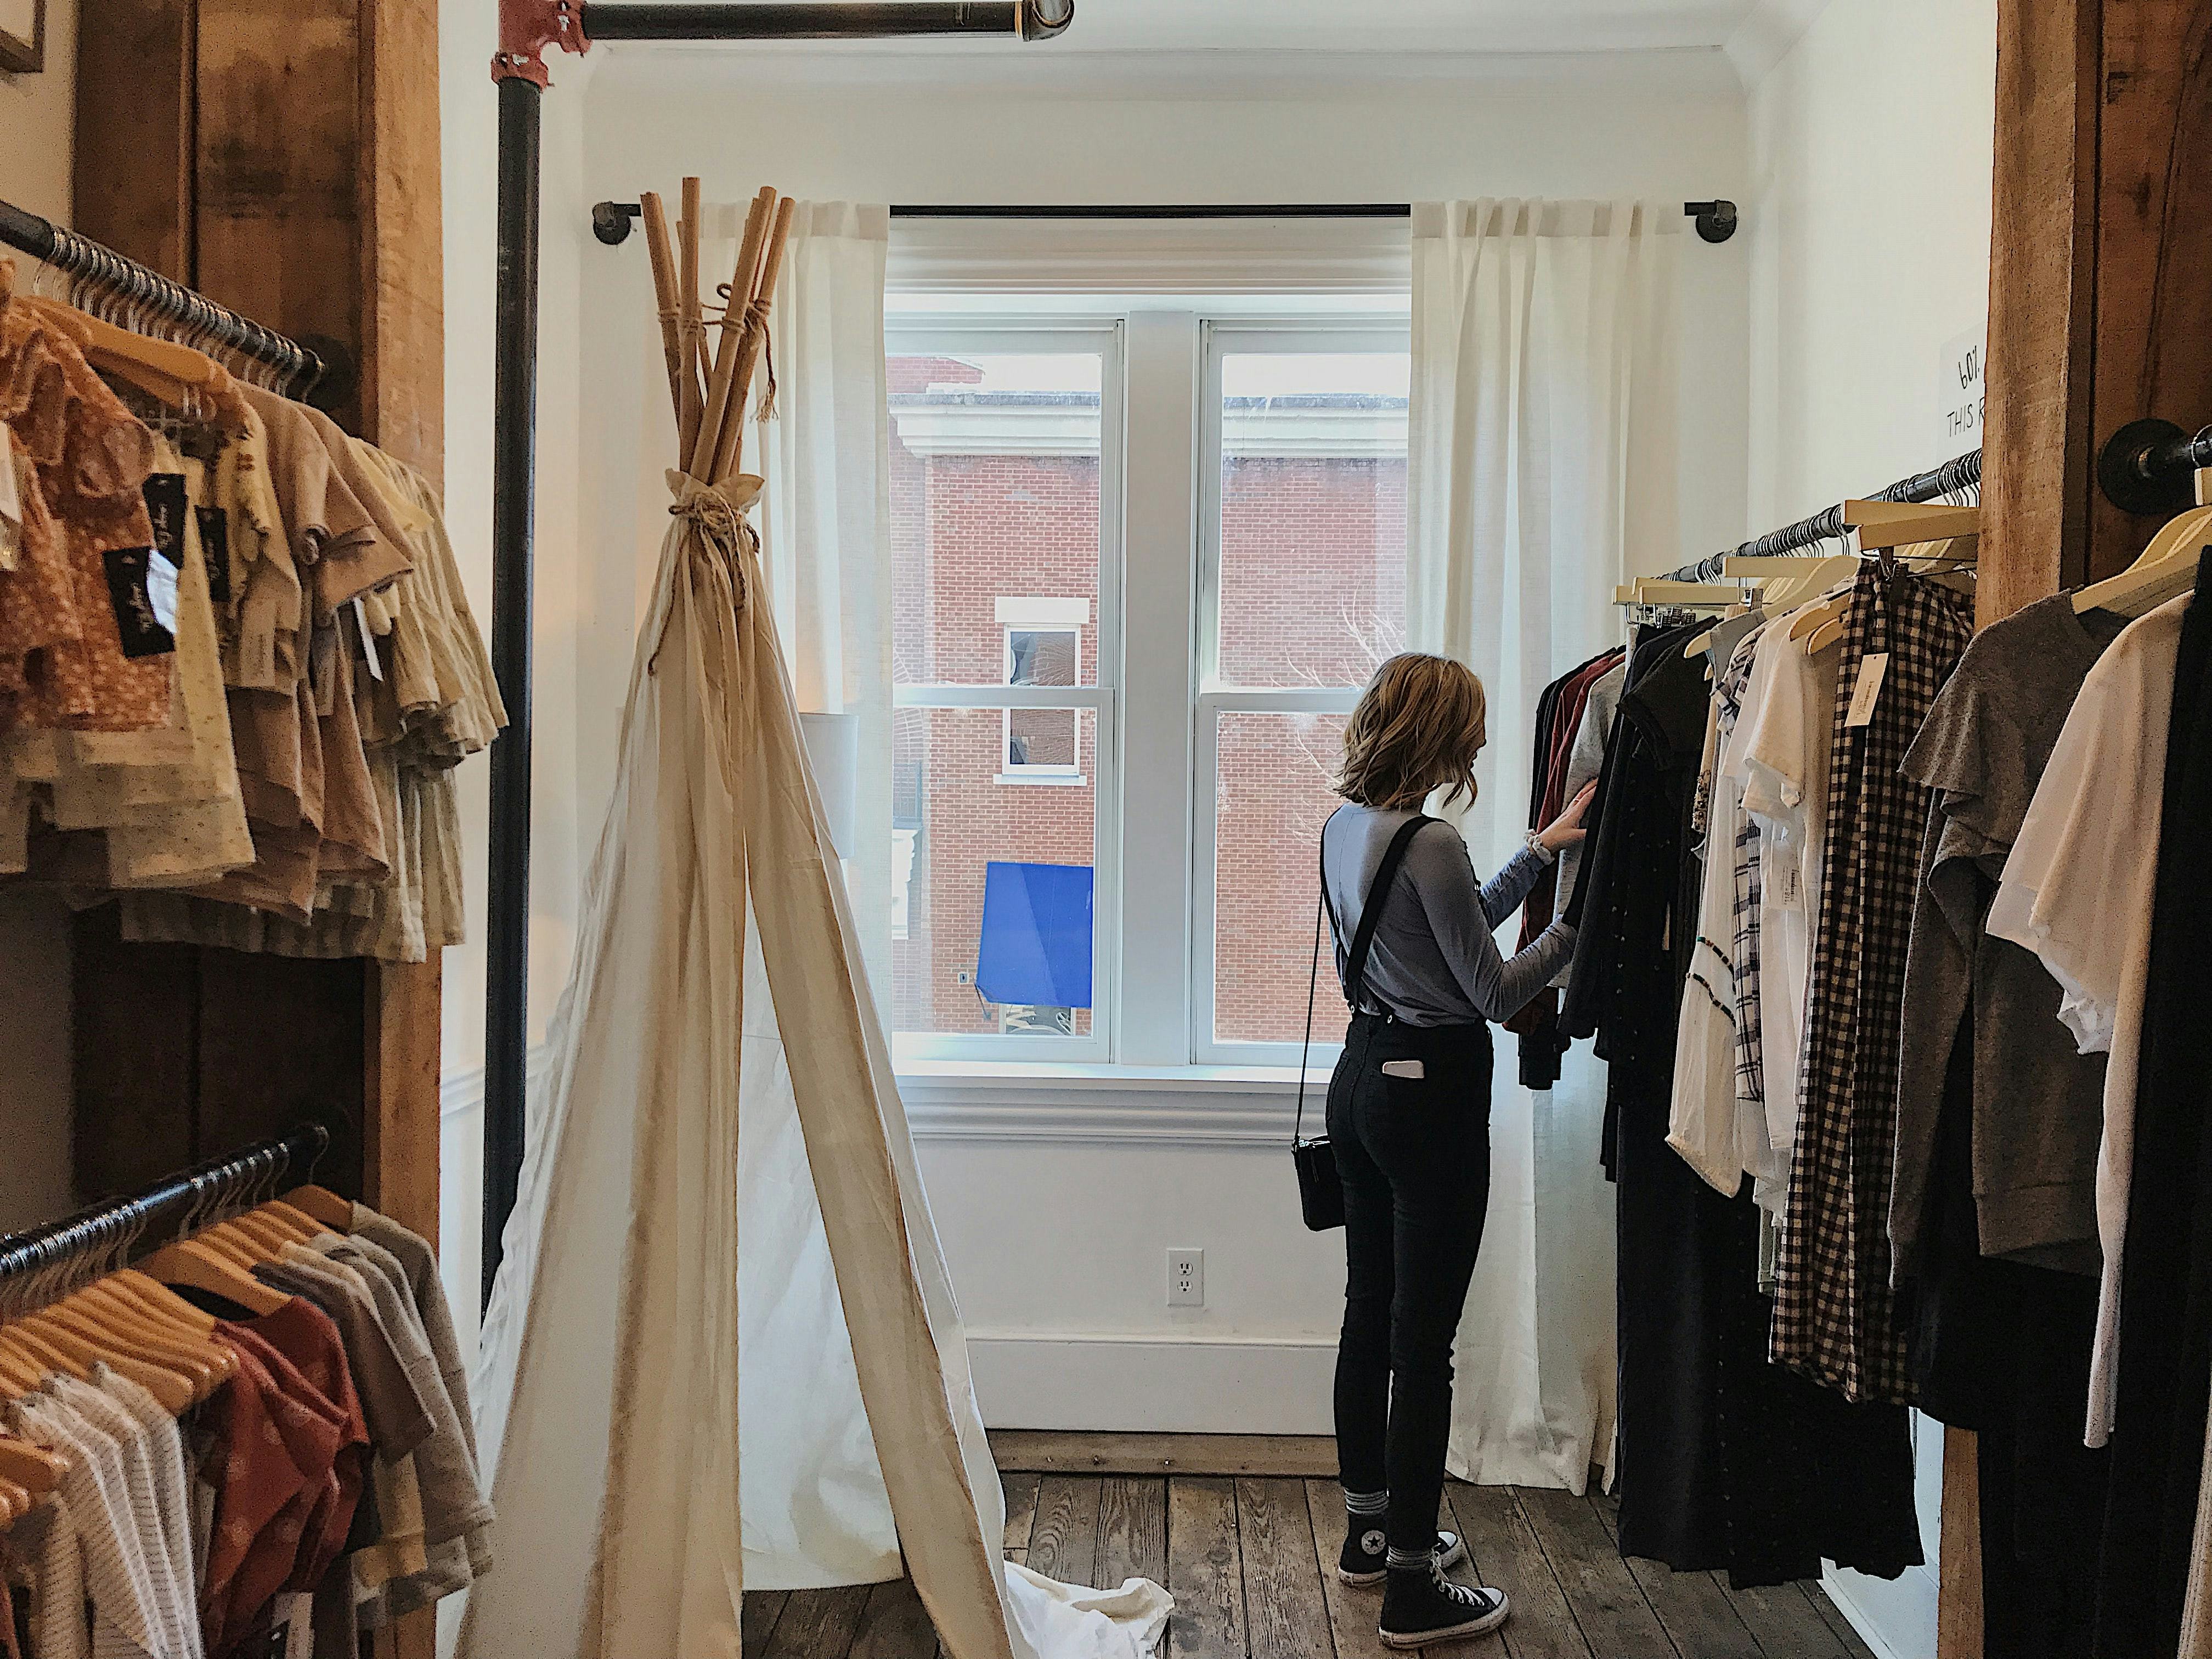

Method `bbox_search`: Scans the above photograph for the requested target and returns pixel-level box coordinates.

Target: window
[888,331,1120,1060]
[887,307,1408,1068]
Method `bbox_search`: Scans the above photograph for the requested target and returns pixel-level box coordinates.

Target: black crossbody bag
[1294,812,1434,1232]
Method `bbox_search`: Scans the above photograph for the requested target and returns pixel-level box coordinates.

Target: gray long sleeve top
[1322,805,1579,1027]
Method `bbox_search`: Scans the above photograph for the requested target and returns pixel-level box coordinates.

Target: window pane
[894,706,1098,1039]
[1216,351,1408,690]
[890,351,1102,687]
[1213,709,1351,1046]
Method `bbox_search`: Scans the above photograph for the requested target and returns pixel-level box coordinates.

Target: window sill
[994,771,1090,787]
[894,1059,1330,1147]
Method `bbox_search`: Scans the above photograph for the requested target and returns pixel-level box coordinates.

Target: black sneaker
[1377,1561,1509,1649]
[1339,1528,1469,1587]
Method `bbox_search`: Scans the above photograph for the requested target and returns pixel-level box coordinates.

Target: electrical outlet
[1167,1248,1205,1307]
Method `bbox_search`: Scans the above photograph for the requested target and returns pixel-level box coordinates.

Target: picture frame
[0,0,44,75]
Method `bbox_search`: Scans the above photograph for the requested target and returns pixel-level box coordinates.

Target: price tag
[0,426,22,531]
[102,548,178,657]
[1844,651,1891,729]
[353,599,386,681]
[196,506,233,606]
[1773,852,1803,907]
[142,473,187,569]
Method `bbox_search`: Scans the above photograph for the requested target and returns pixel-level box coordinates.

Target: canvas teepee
[459,182,1169,1659]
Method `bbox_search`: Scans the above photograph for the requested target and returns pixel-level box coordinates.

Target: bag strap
[1297,811,1431,1144]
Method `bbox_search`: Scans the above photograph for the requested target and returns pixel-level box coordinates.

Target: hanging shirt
[1888,594,2124,1282]
[1735,601,1844,1152]
[1668,622,1785,1204]
[1771,565,1972,1406]
[1987,591,2189,1447]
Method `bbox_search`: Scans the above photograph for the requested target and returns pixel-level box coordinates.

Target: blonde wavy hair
[1335,653,1489,811]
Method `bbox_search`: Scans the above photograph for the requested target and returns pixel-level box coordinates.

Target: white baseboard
[966,1331,1337,1435]
[1821,1562,1937,1659]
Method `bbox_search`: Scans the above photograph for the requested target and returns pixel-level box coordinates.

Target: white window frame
[996,599,1088,785]
[886,321,1125,1065]
[1190,321,1412,1067]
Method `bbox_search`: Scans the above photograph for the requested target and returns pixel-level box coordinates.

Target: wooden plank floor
[741,1470,1878,1659]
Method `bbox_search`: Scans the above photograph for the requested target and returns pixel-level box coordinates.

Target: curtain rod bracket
[1684,200,1737,244]
[592,201,642,245]
[494,0,590,86]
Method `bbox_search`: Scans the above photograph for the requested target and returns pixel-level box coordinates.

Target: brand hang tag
[1844,651,1891,729]
[1774,850,1804,907]
[353,599,386,682]
[142,473,187,570]
[196,506,233,607]
[102,547,178,657]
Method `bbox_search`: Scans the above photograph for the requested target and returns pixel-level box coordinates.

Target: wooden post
[1946,0,2212,1650]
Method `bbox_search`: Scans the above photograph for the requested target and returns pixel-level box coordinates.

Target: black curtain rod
[586,0,1071,42]
[1662,449,1985,583]
[593,199,1740,242]
[0,1123,330,1293]
[0,198,334,400]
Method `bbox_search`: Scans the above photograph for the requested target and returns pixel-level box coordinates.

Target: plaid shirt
[1718,628,1768,1113]
[1771,566,1972,1403]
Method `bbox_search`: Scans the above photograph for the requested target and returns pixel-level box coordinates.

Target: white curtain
[756,203,896,992]
[1407,198,1676,1493]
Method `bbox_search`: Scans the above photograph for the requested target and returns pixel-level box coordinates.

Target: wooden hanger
[41,1293,222,1400]
[0,1332,54,1396]
[10,1310,194,1414]
[1844,499,1982,552]
[140,1234,290,1317]
[281,1185,356,1232]
[0,1476,30,1525]
[2074,482,2212,617]
[0,1432,65,1496]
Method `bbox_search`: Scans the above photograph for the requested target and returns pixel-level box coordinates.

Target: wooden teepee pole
[712,195,797,484]
[676,177,706,461]
[689,188,776,482]
[638,192,687,428]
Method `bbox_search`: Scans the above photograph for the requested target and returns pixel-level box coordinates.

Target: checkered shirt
[1770,566,1972,1403]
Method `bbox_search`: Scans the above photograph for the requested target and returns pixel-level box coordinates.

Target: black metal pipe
[1662,448,1984,582]
[0,1125,330,1289]
[2097,418,2212,516]
[0,194,329,396]
[484,74,542,1311]
[588,1,1030,41]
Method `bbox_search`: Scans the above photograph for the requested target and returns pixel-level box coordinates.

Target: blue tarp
[975,861,1093,1009]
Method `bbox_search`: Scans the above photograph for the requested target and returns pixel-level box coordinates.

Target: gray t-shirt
[1889,594,2128,1279]
[1322,804,1576,1026]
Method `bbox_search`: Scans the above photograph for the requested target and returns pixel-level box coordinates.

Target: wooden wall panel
[1978,0,2099,624]
[68,0,445,1271]
[1953,2,2212,1652]
[70,0,195,280]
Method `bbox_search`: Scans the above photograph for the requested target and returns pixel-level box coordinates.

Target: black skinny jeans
[1328,1011,1494,1556]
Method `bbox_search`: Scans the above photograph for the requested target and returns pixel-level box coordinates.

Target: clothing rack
[0,1123,330,1302]
[0,196,331,399]
[1658,449,1986,584]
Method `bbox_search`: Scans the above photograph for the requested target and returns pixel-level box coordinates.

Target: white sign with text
[1939,325,1987,453]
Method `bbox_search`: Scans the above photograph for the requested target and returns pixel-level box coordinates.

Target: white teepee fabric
[1407,198,1677,1492]
[462,475,1167,1659]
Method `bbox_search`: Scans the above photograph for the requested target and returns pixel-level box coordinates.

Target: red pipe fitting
[493,0,590,87]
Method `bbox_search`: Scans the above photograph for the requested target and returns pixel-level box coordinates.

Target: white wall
[0,0,77,1234]
[557,52,1751,1435]
[1743,3,1998,1655]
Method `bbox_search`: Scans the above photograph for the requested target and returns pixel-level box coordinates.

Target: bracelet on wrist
[1525,828,1558,865]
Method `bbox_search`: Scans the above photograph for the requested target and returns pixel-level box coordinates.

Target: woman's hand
[1538,781,1598,854]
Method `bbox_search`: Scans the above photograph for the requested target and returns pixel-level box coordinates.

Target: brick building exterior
[889,356,1406,1048]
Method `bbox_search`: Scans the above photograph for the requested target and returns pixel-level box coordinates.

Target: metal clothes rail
[1660,450,1985,584]
[0,1124,331,1300]
[0,198,330,398]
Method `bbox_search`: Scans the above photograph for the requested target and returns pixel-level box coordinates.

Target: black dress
[2095,552,2212,1658]
[1565,624,1923,1588]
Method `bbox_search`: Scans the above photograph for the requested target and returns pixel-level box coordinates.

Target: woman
[1320,652,1589,1648]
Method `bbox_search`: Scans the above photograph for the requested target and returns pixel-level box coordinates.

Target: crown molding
[1723,0,1837,87]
